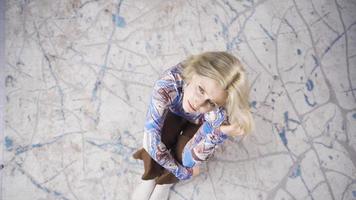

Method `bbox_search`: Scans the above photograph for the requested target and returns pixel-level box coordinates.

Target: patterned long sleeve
[182,107,228,168]
[142,78,193,180]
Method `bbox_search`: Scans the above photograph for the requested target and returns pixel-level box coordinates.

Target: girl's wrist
[218,125,229,136]
[219,124,226,132]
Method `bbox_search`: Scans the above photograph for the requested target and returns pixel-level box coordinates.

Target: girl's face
[182,74,228,114]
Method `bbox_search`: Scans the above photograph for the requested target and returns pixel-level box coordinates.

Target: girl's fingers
[232,124,244,136]
[220,123,245,136]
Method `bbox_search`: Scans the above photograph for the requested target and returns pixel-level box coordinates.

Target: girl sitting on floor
[132,51,254,200]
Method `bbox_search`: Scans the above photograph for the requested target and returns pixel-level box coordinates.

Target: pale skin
[182,74,244,176]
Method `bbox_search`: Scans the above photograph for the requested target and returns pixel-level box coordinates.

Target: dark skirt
[133,111,201,185]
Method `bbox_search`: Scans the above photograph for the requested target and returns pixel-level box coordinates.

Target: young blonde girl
[132,51,254,200]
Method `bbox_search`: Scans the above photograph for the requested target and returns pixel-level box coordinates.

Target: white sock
[149,183,173,200]
[131,179,156,200]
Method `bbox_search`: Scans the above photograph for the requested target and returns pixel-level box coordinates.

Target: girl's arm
[143,80,193,180]
[182,107,228,167]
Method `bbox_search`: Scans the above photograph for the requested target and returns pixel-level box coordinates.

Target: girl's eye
[208,100,216,107]
[198,86,204,94]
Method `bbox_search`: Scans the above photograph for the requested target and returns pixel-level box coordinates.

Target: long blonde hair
[181,51,254,134]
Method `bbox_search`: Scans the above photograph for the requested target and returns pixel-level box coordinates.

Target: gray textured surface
[2,0,356,199]
[1,0,5,198]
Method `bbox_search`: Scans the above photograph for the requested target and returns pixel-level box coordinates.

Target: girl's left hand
[192,166,200,176]
[220,123,244,136]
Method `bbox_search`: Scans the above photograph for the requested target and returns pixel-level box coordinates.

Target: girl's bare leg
[131,179,156,200]
[149,183,173,200]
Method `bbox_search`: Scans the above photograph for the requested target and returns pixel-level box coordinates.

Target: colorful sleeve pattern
[143,77,193,180]
[182,107,228,168]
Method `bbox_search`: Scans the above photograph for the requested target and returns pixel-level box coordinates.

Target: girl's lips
[188,101,197,112]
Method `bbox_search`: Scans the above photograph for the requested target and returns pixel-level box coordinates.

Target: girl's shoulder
[159,63,184,82]
[155,63,184,90]
[152,63,185,105]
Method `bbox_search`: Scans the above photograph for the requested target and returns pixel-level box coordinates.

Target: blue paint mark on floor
[311,55,319,74]
[297,49,302,55]
[283,111,289,128]
[32,143,43,148]
[352,190,356,197]
[5,136,13,151]
[306,79,314,91]
[250,100,257,109]
[289,164,301,178]
[304,94,316,107]
[112,14,126,28]
[259,24,274,41]
[352,113,356,119]
[278,126,288,146]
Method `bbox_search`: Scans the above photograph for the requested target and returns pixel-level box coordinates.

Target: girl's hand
[205,107,227,127]
[220,123,245,136]
[192,166,200,176]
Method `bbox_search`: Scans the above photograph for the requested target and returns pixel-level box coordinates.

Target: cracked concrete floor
[2,0,356,199]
